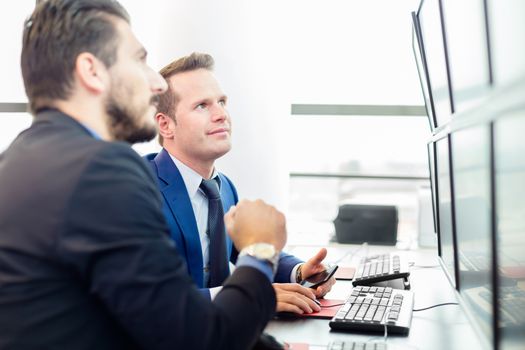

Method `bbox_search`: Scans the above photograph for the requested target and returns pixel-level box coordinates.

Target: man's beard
[105,95,158,144]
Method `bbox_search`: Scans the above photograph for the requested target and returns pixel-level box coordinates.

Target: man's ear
[156,112,175,140]
[74,52,108,94]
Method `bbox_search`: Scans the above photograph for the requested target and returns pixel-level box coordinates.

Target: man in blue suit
[145,53,335,314]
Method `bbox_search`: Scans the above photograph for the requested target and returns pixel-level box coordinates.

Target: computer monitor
[412,12,437,131]
[427,141,438,235]
[417,0,454,127]
[435,135,458,288]
[493,114,525,350]
[440,0,492,113]
[451,125,494,349]
[487,0,525,87]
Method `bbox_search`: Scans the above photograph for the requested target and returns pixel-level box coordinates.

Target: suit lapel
[154,149,204,286]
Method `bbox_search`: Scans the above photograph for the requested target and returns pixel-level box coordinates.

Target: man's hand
[299,248,336,298]
[273,283,321,314]
[224,199,286,252]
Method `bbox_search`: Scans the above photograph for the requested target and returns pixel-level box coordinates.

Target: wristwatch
[239,243,279,275]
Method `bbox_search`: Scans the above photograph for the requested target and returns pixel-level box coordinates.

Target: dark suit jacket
[0,109,275,350]
[144,150,302,292]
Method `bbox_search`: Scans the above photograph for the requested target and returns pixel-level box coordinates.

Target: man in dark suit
[0,1,286,349]
[145,53,336,314]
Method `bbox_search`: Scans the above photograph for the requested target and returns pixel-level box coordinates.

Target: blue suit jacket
[144,149,302,294]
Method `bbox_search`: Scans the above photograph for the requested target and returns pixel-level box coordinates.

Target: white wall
[130,0,296,210]
[1,0,423,213]
[141,0,422,212]
[0,1,33,103]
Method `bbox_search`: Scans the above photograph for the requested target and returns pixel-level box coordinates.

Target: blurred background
[0,0,430,247]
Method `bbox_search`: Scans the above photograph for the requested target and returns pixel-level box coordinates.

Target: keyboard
[352,253,410,286]
[328,340,387,350]
[329,286,414,334]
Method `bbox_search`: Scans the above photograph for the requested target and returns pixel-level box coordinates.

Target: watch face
[240,243,279,275]
[242,243,277,261]
[250,243,276,259]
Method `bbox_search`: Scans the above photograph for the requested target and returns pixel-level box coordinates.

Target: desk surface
[265,244,484,350]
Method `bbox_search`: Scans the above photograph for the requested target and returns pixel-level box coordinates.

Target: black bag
[333,204,398,245]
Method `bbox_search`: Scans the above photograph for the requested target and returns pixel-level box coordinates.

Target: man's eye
[196,103,206,110]
[219,100,226,106]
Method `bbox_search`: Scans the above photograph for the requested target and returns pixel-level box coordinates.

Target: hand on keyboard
[273,283,321,314]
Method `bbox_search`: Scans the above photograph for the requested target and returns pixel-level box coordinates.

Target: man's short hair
[21,0,130,114]
[157,52,215,145]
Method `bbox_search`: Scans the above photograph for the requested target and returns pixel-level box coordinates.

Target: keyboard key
[364,305,378,321]
[355,304,369,320]
[388,311,399,320]
[391,305,401,313]
[373,306,386,322]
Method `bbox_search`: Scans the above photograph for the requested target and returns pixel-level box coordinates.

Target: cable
[413,302,459,312]
[383,320,388,345]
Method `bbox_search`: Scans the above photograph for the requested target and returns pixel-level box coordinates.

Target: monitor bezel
[412,11,438,131]
[417,0,455,127]
[426,140,438,236]
[434,133,460,290]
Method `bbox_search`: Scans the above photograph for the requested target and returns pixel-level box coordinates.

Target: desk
[265,244,484,350]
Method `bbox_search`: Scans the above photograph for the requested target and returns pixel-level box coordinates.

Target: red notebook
[334,266,356,280]
[296,298,346,319]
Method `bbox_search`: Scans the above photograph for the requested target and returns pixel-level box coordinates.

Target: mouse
[252,332,285,350]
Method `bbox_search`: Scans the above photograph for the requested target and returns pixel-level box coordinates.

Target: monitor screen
[418,0,454,127]
[451,125,494,347]
[488,0,525,87]
[494,114,525,349]
[412,12,437,131]
[440,0,492,113]
[436,136,457,288]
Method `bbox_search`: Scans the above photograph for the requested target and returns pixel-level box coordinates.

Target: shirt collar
[168,153,220,199]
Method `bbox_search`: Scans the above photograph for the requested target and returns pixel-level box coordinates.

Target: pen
[313,299,321,307]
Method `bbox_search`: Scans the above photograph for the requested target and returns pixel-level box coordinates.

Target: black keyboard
[328,340,387,350]
[329,286,414,334]
[352,253,410,286]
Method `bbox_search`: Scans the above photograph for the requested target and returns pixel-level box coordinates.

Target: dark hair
[21,0,130,113]
[157,52,215,145]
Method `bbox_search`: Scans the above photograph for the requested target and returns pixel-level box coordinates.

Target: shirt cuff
[209,286,223,300]
[290,263,303,283]
[236,255,274,283]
